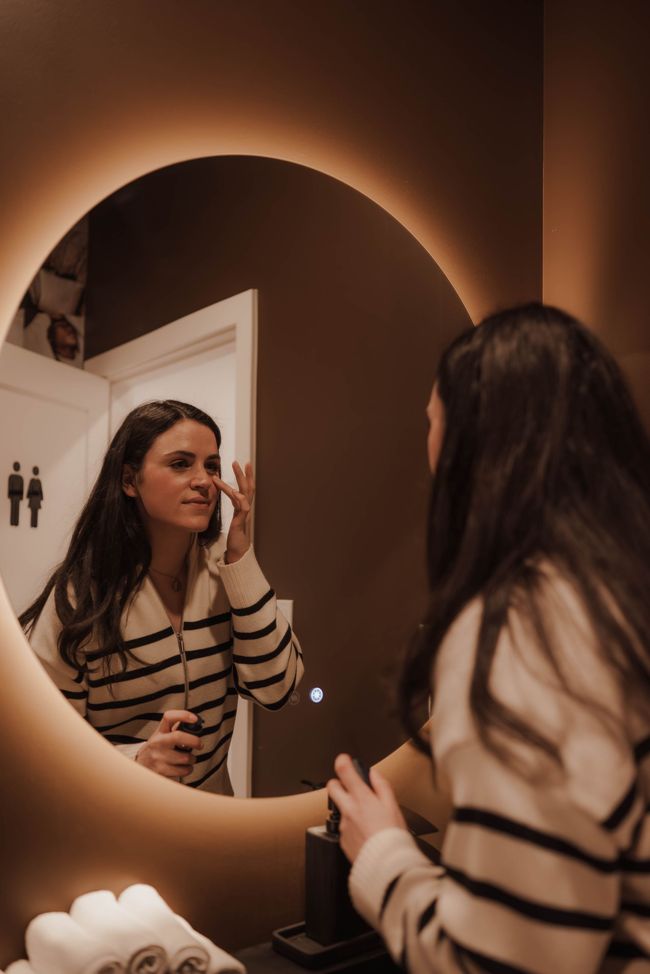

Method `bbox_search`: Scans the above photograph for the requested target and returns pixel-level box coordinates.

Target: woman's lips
[184,499,210,506]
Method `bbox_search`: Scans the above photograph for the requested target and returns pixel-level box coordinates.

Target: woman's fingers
[232,461,255,502]
[211,473,251,515]
[171,729,203,751]
[232,461,247,495]
[326,777,354,815]
[159,709,197,734]
[334,753,372,794]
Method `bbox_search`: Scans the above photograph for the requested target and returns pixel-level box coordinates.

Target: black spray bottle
[304,759,371,946]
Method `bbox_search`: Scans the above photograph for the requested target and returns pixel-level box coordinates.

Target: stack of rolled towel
[1,884,246,974]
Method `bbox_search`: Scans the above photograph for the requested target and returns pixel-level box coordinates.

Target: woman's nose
[190,471,210,490]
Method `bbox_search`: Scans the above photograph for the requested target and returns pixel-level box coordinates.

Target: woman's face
[426,383,445,474]
[123,419,220,536]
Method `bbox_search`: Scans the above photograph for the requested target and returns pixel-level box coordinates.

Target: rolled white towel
[174,915,244,974]
[6,963,37,974]
[70,890,167,974]
[118,885,209,973]
[25,912,124,974]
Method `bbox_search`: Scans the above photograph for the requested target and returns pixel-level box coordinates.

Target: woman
[328,304,650,972]
[22,399,303,794]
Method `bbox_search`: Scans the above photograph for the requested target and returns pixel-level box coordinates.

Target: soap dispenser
[304,790,369,945]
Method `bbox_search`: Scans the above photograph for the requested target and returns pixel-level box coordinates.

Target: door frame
[86,288,258,797]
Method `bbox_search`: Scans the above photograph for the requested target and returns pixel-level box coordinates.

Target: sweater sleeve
[29,590,89,718]
[350,740,641,974]
[349,587,644,974]
[217,545,304,709]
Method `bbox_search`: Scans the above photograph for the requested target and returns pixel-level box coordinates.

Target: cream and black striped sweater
[350,572,650,973]
[30,541,303,793]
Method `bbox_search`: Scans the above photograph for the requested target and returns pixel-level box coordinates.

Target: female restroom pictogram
[27,466,43,528]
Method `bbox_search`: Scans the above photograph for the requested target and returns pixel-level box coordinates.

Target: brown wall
[0,0,542,961]
[86,156,473,794]
[543,0,650,427]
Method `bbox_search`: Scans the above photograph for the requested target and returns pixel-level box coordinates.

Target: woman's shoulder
[432,564,622,715]
[430,597,483,759]
[432,566,638,821]
[27,584,63,659]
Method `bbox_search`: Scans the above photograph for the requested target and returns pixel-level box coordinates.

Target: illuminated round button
[309,687,324,704]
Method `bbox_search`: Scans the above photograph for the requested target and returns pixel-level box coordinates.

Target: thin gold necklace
[149,564,185,593]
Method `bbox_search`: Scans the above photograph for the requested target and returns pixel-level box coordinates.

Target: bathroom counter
[236,939,398,974]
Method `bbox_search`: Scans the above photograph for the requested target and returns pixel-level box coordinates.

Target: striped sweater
[30,541,303,793]
[349,573,650,973]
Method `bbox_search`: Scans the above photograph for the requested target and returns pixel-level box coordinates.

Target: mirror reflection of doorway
[0,288,257,796]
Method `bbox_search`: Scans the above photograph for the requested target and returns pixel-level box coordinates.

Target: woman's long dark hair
[399,303,650,767]
[20,400,222,676]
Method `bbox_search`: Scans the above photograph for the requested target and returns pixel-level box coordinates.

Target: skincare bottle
[304,789,369,944]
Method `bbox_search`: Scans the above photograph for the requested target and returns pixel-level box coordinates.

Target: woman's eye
[171,460,188,469]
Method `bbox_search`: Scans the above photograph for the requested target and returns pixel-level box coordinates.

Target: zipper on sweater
[176,628,189,709]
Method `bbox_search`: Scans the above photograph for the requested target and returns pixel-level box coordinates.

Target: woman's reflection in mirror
[328,303,650,972]
[21,400,303,794]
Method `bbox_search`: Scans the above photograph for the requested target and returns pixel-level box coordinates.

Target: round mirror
[0,155,471,797]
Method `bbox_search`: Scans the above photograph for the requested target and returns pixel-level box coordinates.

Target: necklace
[149,565,184,593]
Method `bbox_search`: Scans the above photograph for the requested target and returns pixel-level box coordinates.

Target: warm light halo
[0,150,472,347]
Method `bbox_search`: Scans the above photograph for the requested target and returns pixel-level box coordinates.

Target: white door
[0,342,109,614]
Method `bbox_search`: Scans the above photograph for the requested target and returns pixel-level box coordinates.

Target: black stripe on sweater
[90,640,234,688]
[232,625,292,665]
[87,665,232,711]
[449,933,536,974]
[230,588,274,616]
[88,651,182,687]
[453,807,619,873]
[601,780,638,831]
[189,711,237,751]
[245,668,290,691]
[185,640,233,662]
[87,682,187,711]
[188,666,233,693]
[606,941,650,959]
[94,711,168,732]
[84,626,175,663]
[621,900,650,918]
[233,619,277,641]
[189,748,229,788]
[633,735,650,763]
[253,670,299,711]
[379,875,402,919]
[104,734,145,745]
[183,611,231,631]
[194,730,234,765]
[63,688,88,700]
[620,857,650,874]
[92,690,236,733]
[444,864,614,930]
[417,899,437,933]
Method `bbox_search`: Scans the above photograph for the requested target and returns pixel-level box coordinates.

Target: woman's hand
[326,753,409,863]
[135,710,203,779]
[212,461,255,564]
